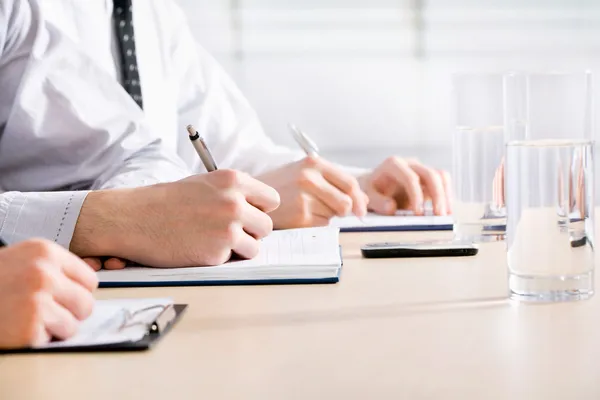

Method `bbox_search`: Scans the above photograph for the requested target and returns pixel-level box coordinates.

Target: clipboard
[1,304,188,354]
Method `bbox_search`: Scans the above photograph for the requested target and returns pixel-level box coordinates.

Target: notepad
[98,227,343,287]
[329,212,454,232]
[29,298,183,351]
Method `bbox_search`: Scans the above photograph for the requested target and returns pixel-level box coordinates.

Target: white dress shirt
[37,0,306,175]
[0,0,190,246]
[0,0,366,248]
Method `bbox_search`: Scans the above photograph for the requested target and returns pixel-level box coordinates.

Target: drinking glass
[452,73,506,242]
[505,71,595,302]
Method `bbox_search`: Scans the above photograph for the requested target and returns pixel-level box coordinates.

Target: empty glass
[505,71,595,302]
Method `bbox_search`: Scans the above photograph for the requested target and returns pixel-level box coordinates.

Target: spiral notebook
[97,227,343,287]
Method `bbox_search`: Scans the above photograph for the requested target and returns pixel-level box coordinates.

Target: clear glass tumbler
[505,71,595,302]
[452,73,507,242]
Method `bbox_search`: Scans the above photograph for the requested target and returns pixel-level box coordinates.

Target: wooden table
[1,230,600,400]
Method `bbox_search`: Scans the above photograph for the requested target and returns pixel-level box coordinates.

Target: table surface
[1,230,599,400]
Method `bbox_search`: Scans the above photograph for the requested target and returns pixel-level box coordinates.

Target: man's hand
[72,169,280,267]
[0,239,98,349]
[358,157,452,216]
[257,156,368,229]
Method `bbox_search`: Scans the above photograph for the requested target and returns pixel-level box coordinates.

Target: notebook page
[38,298,173,348]
[227,227,341,268]
[330,212,453,229]
[97,227,342,283]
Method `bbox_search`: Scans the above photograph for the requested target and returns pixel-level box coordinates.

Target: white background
[177,0,600,170]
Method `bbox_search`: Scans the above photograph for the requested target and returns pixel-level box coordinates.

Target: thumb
[367,189,397,215]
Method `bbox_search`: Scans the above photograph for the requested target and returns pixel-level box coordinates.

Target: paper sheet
[38,298,173,348]
[228,227,340,267]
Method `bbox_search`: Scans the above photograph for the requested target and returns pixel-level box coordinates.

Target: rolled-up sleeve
[0,191,88,247]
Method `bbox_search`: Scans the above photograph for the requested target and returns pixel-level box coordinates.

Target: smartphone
[360,240,478,258]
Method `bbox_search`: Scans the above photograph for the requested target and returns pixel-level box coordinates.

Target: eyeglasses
[117,304,176,335]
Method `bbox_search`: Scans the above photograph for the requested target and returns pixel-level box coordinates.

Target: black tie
[113,0,143,109]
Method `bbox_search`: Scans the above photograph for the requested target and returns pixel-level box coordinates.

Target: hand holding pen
[187,125,218,172]
[289,124,367,222]
[254,124,368,229]
[77,125,280,271]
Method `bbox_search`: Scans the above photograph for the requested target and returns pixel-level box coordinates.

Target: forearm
[75,140,191,257]
[69,189,134,258]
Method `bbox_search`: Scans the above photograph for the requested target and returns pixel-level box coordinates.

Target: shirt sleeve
[0,135,190,247]
[0,0,191,247]
[169,4,305,176]
[91,136,190,190]
[0,191,88,247]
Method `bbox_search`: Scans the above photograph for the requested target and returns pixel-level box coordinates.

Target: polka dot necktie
[113,0,143,109]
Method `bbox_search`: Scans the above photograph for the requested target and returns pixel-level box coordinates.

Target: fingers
[50,270,95,321]
[84,257,102,272]
[38,292,79,341]
[30,324,51,348]
[241,202,274,240]
[231,225,261,260]
[57,248,99,292]
[383,158,425,215]
[36,242,96,321]
[0,240,93,348]
[366,157,452,216]
[408,161,447,216]
[366,190,397,216]
[300,169,355,217]
[104,258,127,270]
[315,158,368,217]
[42,262,94,320]
[305,194,343,221]
[236,172,281,213]
[84,257,127,271]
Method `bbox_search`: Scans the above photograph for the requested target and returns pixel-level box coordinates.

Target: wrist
[70,189,136,257]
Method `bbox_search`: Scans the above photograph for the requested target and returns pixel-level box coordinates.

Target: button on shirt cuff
[0,191,89,247]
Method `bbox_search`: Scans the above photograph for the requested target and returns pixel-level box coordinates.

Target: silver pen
[288,123,320,157]
[187,124,218,172]
[288,123,366,223]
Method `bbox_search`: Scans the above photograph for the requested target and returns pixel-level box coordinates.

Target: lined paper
[97,227,342,284]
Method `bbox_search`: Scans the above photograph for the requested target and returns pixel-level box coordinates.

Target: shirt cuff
[0,191,89,248]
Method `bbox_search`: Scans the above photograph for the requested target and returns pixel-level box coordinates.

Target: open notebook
[330,212,454,232]
[98,227,342,287]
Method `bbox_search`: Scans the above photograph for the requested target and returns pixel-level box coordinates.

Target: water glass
[452,73,506,242]
[505,71,595,302]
